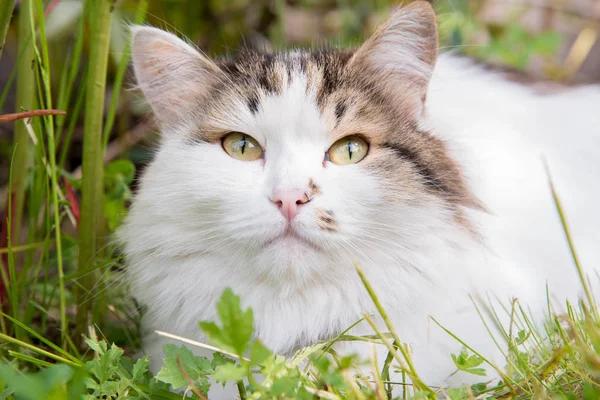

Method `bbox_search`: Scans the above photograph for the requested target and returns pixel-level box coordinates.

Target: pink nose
[271,189,309,221]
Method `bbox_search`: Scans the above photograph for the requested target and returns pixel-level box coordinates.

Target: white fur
[121,45,600,398]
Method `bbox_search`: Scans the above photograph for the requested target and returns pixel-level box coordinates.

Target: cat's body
[121,2,600,396]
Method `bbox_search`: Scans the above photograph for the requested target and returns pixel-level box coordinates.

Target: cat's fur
[121,1,600,396]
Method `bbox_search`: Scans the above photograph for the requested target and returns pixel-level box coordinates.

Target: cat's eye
[327,135,369,165]
[222,132,263,161]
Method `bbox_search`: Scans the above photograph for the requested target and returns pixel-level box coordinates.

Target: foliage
[2,286,600,399]
[436,1,562,71]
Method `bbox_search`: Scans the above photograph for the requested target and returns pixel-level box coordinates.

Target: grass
[77,0,113,343]
[0,0,598,399]
[0,0,16,60]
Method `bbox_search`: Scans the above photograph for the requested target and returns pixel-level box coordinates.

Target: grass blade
[0,332,82,367]
[102,0,148,149]
[30,0,67,348]
[430,316,517,396]
[355,263,434,396]
[55,3,86,142]
[543,159,597,318]
[0,0,15,60]
[77,0,113,342]
[10,0,36,260]
[0,312,80,363]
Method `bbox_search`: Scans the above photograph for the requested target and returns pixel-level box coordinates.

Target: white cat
[120,1,600,397]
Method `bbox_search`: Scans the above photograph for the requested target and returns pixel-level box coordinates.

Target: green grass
[0,0,595,399]
[76,0,113,343]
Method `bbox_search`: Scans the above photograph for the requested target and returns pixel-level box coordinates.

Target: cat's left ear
[349,1,438,118]
[130,25,223,127]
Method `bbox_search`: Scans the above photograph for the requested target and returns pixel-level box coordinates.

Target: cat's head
[124,1,480,283]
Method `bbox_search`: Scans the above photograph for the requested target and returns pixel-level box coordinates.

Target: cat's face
[125,2,479,282]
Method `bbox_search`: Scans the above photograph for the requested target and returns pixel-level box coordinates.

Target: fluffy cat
[120,1,600,397]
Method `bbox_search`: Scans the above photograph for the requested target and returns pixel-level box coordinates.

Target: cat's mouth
[262,226,321,250]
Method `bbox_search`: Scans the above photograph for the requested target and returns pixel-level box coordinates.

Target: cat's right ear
[348,1,438,119]
[130,26,222,125]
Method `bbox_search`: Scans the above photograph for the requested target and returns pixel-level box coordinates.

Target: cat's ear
[130,26,222,125]
[349,1,438,118]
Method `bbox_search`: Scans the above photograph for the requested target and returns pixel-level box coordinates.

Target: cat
[120,1,600,397]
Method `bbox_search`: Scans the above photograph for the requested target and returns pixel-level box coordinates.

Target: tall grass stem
[355,264,433,395]
[77,0,113,341]
[544,160,598,318]
[0,0,15,60]
[102,0,148,150]
[28,0,68,348]
[0,332,82,367]
[10,0,35,255]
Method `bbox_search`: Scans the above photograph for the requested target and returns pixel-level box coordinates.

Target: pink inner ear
[347,2,438,119]
[131,26,222,126]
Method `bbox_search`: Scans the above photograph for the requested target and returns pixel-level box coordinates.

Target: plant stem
[102,0,148,150]
[0,0,15,60]
[381,341,397,400]
[29,0,67,347]
[544,160,598,319]
[0,332,82,367]
[6,151,19,340]
[355,264,431,394]
[236,380,247,400]
[58,70,86,169]
[77,0,113,341]
[55,4,86,142]
[10,0,35,257]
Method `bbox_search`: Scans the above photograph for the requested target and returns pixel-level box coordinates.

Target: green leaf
[249,340,272,367]
[156,360,191,389]
[211,352,231,369]
[515,350,530,370]
[87,344,122,384]
[451,347,487,377]
[0,364,77,400]
[199,321,224,347]
[296,386,314,400]
[156,345,213,392]
[447,386,468,400]
[515,329,530,345]
[213,363,247,383]
[411,390,432,399]
[470,382,487,395]
[104,159,135,185]
[270,376,298,397]
[132,356,150,381]
[199,288,254,356]
[104,195,128,230]
[465,367,486,376]
[85,338,107,355]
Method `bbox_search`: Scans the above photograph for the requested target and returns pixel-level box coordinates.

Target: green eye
[327,135,369,165]
[222,132,263,161]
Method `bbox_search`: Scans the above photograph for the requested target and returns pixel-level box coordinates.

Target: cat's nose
[271,189,309,221]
